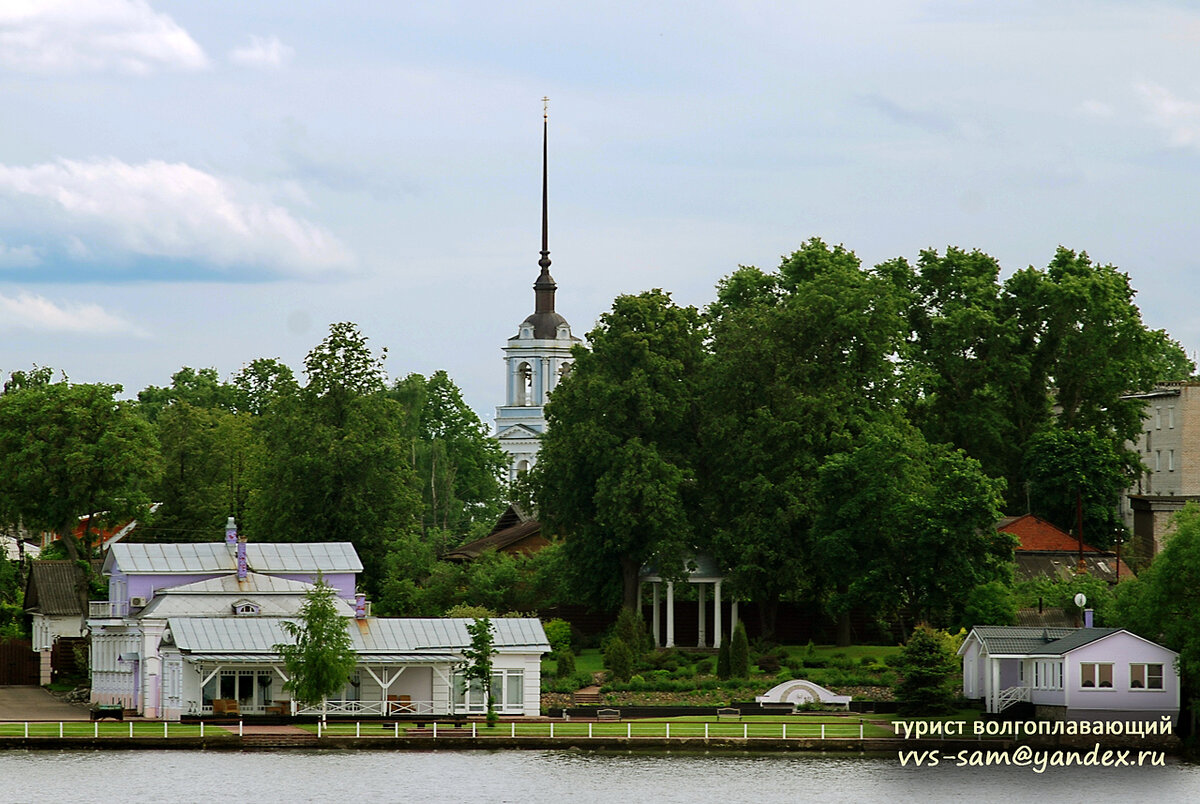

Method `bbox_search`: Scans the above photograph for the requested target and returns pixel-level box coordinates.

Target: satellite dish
[1074,593,1087,608]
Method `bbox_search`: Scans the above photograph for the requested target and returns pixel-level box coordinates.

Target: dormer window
[232,600,261,616]
[556,324,571,339]
[521,325,534,339]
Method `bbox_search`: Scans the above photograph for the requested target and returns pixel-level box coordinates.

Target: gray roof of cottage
[166,616,549,657]
[104,542,362,575]
[137,573,355,619]
[967,626,1126,656]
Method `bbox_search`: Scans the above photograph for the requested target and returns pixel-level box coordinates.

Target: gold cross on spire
[542,96,549,121]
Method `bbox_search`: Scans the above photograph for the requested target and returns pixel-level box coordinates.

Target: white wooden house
[960,626,1180,724]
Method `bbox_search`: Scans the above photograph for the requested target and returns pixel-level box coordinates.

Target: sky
[3,1,1200,422]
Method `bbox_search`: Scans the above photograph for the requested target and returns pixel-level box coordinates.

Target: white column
[652,583,660,648]
[713,580,722,649]
[541,357,551,403]
[731,599,739,638]
[697,583,707,648]
[666,582,675,648]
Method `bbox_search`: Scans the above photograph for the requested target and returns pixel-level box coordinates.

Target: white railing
[997,685,1031,712]
[88,600,129,618]
[293,699,438,717]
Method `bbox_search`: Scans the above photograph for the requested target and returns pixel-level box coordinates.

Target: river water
[1,749,1199,803]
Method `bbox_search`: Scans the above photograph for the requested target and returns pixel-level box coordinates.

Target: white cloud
[0,240,40,268]
[0,291,144,335]
[229,34,293,69]
[0,0,207,74]
[1137,82,1200,147]
[1080,99,1114,117]
[0,158,353,276]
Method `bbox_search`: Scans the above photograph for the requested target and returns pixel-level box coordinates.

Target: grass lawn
[0,722,228,738]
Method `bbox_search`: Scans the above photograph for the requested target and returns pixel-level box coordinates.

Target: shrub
[613,607,651,659]
[803,656,829,669]
[805,639,816,656]
[556,649,576,679]
[444,603,496,619]
[543,618,573,657]
[756,653,782,674]
[896,625,959,716]
[775,668,794,684]
[717,638,732,680]
[695,658,714,675]
[605,637,634,682]
[859,656,876,666]
[730,623,750,679]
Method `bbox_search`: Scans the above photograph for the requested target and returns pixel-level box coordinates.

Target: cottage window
[1169,450,1175,472]
[1156,407,1162,429]
[1156,450,1161,472]
[452,669,524,713]
[1080,662,1113,688]
[1130,663,1164,690]
[1033,660,1063,690]
[1169,406,1175,429]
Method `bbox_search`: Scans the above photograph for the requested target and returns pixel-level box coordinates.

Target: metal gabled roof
[105,542,362,575]
[166,616,550,656]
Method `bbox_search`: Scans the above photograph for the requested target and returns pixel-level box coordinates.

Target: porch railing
[292,699,438,717]
[88,600,129,618]
[996,685,1031,712]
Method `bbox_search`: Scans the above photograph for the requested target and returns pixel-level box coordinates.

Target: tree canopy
[276,579,357,709]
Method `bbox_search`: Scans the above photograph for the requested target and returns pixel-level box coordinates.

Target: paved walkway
[0,686,90,721]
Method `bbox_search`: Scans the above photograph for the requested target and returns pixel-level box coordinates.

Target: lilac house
[88,535,549,721]
[959,626,1180,725]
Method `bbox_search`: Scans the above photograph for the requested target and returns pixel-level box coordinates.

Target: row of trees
[535,240,1191,639]
[0,323,510,613]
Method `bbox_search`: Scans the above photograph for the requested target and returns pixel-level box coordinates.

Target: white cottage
[160,616,549,720]
[959,626,1180,724]
[89,536,550,720]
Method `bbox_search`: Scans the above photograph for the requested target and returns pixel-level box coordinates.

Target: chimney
[225,516,238,548]
[1084,608,1094,628]
[237,534,248,581]
[355,593,367,620]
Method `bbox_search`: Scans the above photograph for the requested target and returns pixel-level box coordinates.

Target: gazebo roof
[639,552,723,583]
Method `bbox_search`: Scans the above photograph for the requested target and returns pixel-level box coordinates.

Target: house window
[452,669,524,713]
[1169,450,1175,472]
[1033,660,1063,690]
[1169,406,1175,429]
[1156,407,1162,429]
[1156,450,1161,472]
[1130,663,1164,690]
[1080,663,1113,688]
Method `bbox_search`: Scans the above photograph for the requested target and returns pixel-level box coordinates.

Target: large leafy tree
[276,579,357,711]
[0,377,160,559]
[702,239,906,635]
[248,323,422,600]
[391,370,507,547]
[813,419,1010,641]
[536,290,704,611]
[1117,503,1200,730]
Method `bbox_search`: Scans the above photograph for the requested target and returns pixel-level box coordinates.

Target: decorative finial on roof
[533,97,557,316]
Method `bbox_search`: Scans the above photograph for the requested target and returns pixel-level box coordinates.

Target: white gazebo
[638,553,734,649]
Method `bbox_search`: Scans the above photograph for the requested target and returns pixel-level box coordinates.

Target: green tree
[604,637,634,682]
[960,581,1018,629]
[275,578,357,714]
[1023,423,1134,548]
[137,366,236,422]
[391,371,507,545]
[716,638,732,680]
[461,617,497,726]
[703,240,906,635]
[536,290,704,611]
[896,625,960,716]
[729,622,750,679]
[0,378,160,568]
[813,420,1010,640]
[248,323,422,600]
[231,357,299,416]
[1115,504,1200,694]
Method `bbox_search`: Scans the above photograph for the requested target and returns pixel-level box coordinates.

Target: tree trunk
[620,556,640,611]
[836,610,852,647]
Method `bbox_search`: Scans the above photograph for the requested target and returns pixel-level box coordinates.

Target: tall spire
[534,96,556,315]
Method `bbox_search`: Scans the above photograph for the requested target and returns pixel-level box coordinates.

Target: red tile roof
[996,514,1102,553]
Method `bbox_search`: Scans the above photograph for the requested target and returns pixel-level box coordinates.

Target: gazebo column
[652,582,661,648]
[697,583,707,648]
[666,582,675,648]
[713,580,723,649]
[731,599,739,637]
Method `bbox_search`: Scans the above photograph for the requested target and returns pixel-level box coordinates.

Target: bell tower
[494,99,580,482]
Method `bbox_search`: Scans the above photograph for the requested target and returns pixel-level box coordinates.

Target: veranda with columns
[638,553,737,650]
